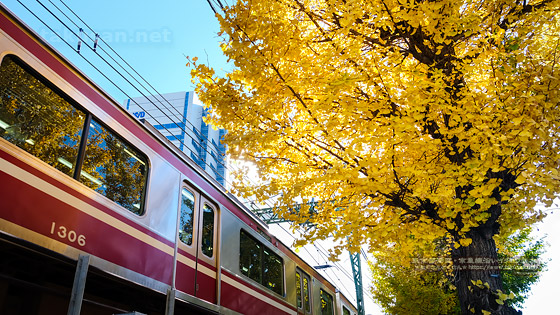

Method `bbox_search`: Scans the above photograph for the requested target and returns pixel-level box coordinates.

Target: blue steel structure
[349,251,365,315]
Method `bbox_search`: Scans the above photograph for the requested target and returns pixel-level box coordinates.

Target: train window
[263,247,283,294]
[0,55,149,215]
[320,289,334,315]
[296,268,311,314]
[239,230,284,295]
[0,55,86,177]
[343,306,351,315]
[179,188,195,245]
[81,119,148,214]
[296,272,302,308]
[240,230,262,283]
[303,276,311,312]
[296,269,312,313]
[201,204,215,257]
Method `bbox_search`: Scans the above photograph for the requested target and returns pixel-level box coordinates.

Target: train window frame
[0,54,150,215]
[190,192,220,271]
[296,268,312,314]
[176,186,220,266]
[342,306,351,315]
[239,229,285,296]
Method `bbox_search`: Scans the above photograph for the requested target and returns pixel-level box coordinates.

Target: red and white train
[0,3,358,315]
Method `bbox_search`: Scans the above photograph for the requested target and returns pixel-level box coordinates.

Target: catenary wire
[16,0,371,307]
[26,0,297,225]
[27,0,237,186]
[40,0,216,158]
[51,0,226,160]
[48,0,283,197]
[26,0,201,159]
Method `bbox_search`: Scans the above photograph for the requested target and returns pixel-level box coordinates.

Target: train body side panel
[0,144,175,285]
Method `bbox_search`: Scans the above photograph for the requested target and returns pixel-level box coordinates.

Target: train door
[176,185,219,304]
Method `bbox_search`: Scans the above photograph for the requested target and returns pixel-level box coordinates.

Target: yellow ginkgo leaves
[192,0,560,313]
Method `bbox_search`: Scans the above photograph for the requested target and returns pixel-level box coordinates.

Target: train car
[0,3,359,315]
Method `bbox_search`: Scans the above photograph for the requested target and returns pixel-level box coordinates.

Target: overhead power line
[18,0,268,192]
[13,1,373,310]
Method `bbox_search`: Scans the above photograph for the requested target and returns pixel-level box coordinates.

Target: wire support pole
[349,252,365,315]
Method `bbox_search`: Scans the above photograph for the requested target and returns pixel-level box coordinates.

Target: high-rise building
[125,91,227,186]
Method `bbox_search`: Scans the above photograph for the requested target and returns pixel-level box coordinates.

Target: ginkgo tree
[370,228,547,314]
[191,0,560,313]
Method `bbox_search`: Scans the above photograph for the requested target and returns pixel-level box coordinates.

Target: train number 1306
[50,222,86,246]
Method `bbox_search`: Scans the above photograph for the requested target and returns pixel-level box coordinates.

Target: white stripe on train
[0,156,175,256]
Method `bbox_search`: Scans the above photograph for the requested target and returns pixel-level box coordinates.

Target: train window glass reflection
[296,269,312,313]
[320,289,334,315]
[240,230,262,283]
[0,55,85,177]
[296,271,302,309]
[179,188,195,245]
[239,230,284,295]
[263,248,283,295]
[81,119,147,215]
[303,272,311,312]
[201,204,214,257]
[343,306,351,315]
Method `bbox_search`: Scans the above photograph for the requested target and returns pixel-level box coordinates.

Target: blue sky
[1,1,558,314]
[2,0,231,101]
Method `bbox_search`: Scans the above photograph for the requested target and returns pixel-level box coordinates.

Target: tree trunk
[452,228,521,315]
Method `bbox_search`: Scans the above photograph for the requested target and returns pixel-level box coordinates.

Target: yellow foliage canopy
[192,0,560,261]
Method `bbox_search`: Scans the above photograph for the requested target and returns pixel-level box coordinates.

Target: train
[0,3,359,315]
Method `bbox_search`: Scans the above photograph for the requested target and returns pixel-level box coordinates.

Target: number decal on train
[50,222,86,246]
